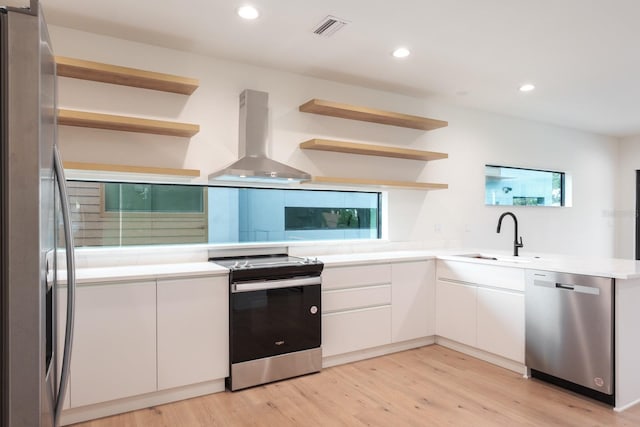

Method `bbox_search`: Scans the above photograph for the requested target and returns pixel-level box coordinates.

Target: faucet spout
[496,211,524,256]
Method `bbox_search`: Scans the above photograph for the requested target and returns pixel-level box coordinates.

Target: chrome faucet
[496,212,524,256]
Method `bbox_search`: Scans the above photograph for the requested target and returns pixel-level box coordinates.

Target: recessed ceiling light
[392,47,410,58]
[238,5,259,20]
[519,83,535,92]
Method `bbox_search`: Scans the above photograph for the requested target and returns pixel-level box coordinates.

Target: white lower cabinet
[391,260,435,343]
[322,264,393,357]
[435,279,477,347]
[63,255,528,414]
[157,276,229,390]
[322,306,392,357]
[322,260,436,358]
[67,275,230,410]
[70,281,156,407]
[476,287,525,363]
[436,260,525,363]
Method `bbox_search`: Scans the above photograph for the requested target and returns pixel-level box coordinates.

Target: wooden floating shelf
[305,176,448,190]
[300,138,448,161]
[58,109,200,138]
[299,99,448,131]
[63,161,201,178]
[55,56,199,95]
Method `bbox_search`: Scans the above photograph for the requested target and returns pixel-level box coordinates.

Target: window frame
[485,164,566,207]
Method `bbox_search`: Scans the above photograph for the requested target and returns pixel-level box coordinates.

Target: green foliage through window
[285,207,377,230]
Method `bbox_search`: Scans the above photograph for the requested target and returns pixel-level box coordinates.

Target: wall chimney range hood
[208,89,311,184]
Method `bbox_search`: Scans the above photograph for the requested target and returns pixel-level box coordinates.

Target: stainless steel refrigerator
[1,1,76,426]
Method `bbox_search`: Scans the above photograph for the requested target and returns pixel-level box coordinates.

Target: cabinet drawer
[437,260,525,291]
[323,264,391,290]
[323,284,391,313]
[322,306,392,357]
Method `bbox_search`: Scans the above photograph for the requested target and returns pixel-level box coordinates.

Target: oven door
[230,276,321,364]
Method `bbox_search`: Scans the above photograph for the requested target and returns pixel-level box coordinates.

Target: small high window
[485,165,565,207]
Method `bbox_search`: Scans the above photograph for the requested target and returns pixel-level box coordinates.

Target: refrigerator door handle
[53,145,76,424]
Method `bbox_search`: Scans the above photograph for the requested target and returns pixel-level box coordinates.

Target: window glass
[68,181,381,247]
[485,165,564,207]
[285,207,377,231]
[208,188,380,243]
[104,183,204,212]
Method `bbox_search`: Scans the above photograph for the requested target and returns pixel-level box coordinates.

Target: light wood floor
[71,345,640,426]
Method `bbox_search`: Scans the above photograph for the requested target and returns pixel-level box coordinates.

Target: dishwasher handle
[533,278,600,296]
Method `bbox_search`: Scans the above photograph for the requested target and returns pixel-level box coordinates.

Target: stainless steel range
[210,248,323,391]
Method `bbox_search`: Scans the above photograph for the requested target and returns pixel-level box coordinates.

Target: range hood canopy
[208,89,311,184]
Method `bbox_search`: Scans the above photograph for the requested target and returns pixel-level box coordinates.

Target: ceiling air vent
[312,15,350,37]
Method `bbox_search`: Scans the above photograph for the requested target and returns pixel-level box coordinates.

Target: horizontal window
[67,181,381,247]
[284,207,378,231]
[485,165,565,207]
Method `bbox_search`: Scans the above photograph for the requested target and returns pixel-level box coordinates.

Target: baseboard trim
[435,337,526,375]
[322,336,435,368]
[60,379,225,426]
[614,396,640,412]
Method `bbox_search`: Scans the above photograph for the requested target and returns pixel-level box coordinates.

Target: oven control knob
[233,261,240,268]
[310,305,318,315]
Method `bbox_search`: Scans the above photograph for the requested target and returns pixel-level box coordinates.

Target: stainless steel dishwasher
[525,269,614,405]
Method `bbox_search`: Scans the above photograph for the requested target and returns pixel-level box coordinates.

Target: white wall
[50,26,619,257]
[615,136,640,259]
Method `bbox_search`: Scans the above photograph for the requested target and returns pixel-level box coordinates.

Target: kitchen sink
[453,253,535,264]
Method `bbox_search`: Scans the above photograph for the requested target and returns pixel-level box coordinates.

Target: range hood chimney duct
[208,89,311,184]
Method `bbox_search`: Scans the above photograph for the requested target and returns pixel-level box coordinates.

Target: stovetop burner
[209,253,323,282]
[210,254,319,270]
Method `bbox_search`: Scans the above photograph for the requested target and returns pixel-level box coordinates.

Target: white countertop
[436,252,640,280]
[316,250,439,266]
[59,248,640,284]
[320,249,640,280]
[56,262,228,285]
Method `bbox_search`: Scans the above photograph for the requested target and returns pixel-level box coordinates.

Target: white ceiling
[41,0,640,137]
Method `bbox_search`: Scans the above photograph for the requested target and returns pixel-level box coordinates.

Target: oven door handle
[232,277,320,293]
